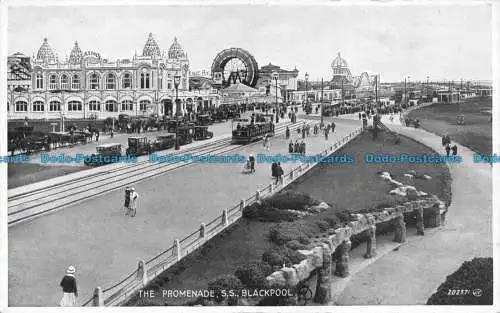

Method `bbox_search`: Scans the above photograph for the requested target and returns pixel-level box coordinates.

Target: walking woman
[60,266,78,306]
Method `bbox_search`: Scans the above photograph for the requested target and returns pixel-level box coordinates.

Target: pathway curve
[335,115,492,305]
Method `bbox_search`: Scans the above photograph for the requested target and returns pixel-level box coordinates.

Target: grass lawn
[408,97,492,156]
[126,129,452,306]
[8,163,87,189]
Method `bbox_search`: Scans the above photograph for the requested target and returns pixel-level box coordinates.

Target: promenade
[336,115,492,304]
[8,115,361,306]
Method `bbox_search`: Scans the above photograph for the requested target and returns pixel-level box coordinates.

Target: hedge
[234,261,273,289]
[262,246,307,267]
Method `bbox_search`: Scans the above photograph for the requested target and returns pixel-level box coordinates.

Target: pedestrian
[331,121,336,133]
[288,140,294,153]
[297,127,301,134]
[445,144,451,156]
[451,145,458,156]
[272,162,278,183]
[302,127,306,139]
[294,140,299,153]
[128,187,139,217]
[285,126,290,140]
[306,124,310,136]
[110,129,114,138]
[313,124,318,135]
[95,130,99,142]
[59,266,78,307]
[277,162,284,184]
[325,128,329,140]
[301,140,306,155]
[249,154,255,173]
[358,112,361,120]
[124,187,131,215]
[265,136,271,151]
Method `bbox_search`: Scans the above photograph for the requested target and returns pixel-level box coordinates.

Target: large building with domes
[6,33,220,120]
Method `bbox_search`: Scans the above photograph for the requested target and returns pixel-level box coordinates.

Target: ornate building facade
[7,34,220,120]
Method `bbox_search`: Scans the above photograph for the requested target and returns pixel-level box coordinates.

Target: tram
[231,113,274,144]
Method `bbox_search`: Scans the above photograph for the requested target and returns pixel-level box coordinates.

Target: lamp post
[404,76,410,106]
[320,78,324,126]
[305,72,309,113]
[426,76,430,102]
[272,71,279,123]
[174,72,181,117]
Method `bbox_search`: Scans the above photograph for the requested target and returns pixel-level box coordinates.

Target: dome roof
[69,41,83,64]
[142,33,161,58]
[36,38,56,63]
[168,37,186,59]
[331,52,349,69]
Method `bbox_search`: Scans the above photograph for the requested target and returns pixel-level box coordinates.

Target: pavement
[334,114,492,305]
[8,112,362,306]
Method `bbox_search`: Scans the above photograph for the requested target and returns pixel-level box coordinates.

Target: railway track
[8,121,307,226]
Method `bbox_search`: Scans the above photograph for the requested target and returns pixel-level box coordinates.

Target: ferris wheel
[211,48,259,88]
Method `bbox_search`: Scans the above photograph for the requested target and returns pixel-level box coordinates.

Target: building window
[36,72,43,89]
[32,101,45,112]
[140,72,150,89]
[159,75,163,89]
[15,101,28,112]
[49,101,61,111]
[88,100,100,111]
[106,73,116,90]
[121,100,133,111]
[122,73,132,89]
[139,100,150,111]
[67,101,82,111]
[167,82,172,90]
[72,74,81,89]
[60,74,69,90]
[105,100,117,112]
[49,74,58,90]
[90,73,100,90]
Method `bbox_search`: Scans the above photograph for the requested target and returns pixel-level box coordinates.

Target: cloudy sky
[7,4,492,82]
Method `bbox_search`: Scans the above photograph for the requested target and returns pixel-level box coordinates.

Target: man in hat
[128,187,139,217]
[60,266,78,306]
[124,187,131,215]
[249,154,255,173]
[288,140,294,153]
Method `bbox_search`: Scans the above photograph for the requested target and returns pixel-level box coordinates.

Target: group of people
[271,162,284,184]
[124,187,139,217]
[289,139,307,155]
[442,134,458,156]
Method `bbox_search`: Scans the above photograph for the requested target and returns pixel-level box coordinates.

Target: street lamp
[272,71,279,123]
[305,72,309,113]
[404,76,410,106]
[174,72,181,117]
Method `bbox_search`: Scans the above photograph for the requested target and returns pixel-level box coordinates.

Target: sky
[7,4,493,82]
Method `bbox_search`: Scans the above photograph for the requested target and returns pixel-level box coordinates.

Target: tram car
[195,114,213,126]
[84,143,122,166]
[126,136,153,156]
[231,114,275,144]
[153,134,176,151]
[193,126,214,141]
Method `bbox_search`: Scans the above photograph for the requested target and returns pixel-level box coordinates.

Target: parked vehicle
[176,125,194,145]
[153,134,176,150]
[126,136,153,156]
[84,143,122,166]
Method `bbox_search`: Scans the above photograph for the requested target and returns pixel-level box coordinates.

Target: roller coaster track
[8,121,305,227]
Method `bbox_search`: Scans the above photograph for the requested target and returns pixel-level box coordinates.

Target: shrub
[262,246,307,267]
[315,220,330,232]
[235,262,273,289]
[268,220,318,245]
[242,202,260,219]
[263,191,319,211]
[243,202,298,222]
[285,240,309,250]
[427,258,493,305]
[207,274,243,303]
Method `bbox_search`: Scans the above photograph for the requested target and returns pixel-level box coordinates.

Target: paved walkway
[8,117,361,306]
[335,115,492,305]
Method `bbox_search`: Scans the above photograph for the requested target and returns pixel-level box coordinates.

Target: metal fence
[81,126,364,306]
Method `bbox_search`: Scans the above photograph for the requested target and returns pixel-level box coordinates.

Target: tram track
[8,121,306,226]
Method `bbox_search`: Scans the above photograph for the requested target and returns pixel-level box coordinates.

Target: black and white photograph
[0,1,498,310]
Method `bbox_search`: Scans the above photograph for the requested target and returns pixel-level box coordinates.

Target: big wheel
[211,48,259,88]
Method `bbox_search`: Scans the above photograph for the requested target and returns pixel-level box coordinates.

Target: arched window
[105,100,117,112]
[122,73,132,89]
[121,100,133,111]
[72,74,81,89]
[36,72,43,89]
[49,74,58,90]
[139,100,150,111]
[67,101,82,111]
[140,72,150,89]
[15,101,28,112]
[60,74,69,90]
[89,73,100,90]
[32,101,45,112]
[88,100,100,111]
[106,73,116,90]
[49,101,61,111]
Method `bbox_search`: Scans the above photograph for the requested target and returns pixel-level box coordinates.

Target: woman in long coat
[60,266,78,306]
